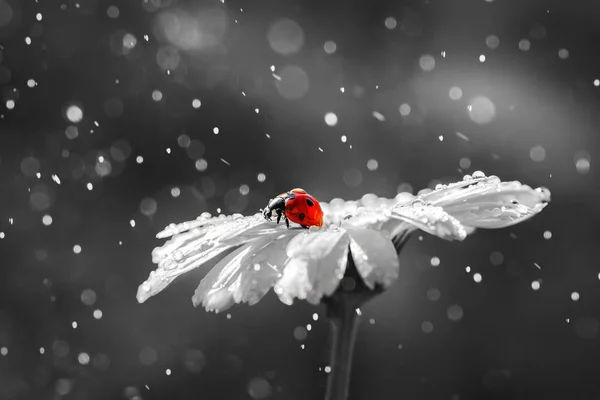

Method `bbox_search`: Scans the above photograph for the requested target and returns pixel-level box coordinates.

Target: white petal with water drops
[348,229,399,289]
[275,229,350,305]
[137,215,268,303]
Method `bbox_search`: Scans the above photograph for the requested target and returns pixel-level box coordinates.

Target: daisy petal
[417,174,550,229]
[418,175,502,206]
[156,212,244,239]
[391,202,468,241]
[136,215,267,304]
[274,230,350,305]
[348,229,400,289]
[235,234,297,305]
[193,237,272,312]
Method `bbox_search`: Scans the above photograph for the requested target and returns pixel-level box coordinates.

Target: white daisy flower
[136,172,550,313]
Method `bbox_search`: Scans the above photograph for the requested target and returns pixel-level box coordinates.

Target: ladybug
[262,188,324,229]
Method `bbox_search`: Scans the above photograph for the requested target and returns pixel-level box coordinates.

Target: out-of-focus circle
[449,86,463,100]
[107,5,119,18]
[343,168,363,188]
[447,304,464,321]
[467,96,496,124]
[459,157,471,169]
[0,0,14,28]
[239,184,250,196]
[529,23,547,40]
[267,18,304,56]
[558,48,569,60]
[65,104,83,123]
[275,65,309,100]
[152,90,163,101]
[366,159,378,171]
[65,126,78,140]
[81,289,97,306]
[518,39,531,51]
[140,197,158,216]
[183,349,206,373]
[324,41,337,54]
[55,379,72,396]
[490,251,504,265]
[485,35,500,49]
[384,17,397,30]
[177,134,191,148]
[122,33,137,50]
[293,326,307,341]
[157,46,180,70]
[139,346,157,366]
[399,103,411,116]
[529,145,546,162]
[573,151,591,174]
[324,112,338,127]
[21,156,40,177]
[195,158,208,171]
[419,55,435,71]
[248,377,272,399]
[186,140,205,159]
[427,287,440,301]
[192,98,201,109]
[421,321,434,333]
[257,173,266,182]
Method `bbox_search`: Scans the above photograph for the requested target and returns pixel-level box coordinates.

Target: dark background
[1,0,599,399]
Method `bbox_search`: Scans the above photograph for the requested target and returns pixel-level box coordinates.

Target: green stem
[325,295,361,400]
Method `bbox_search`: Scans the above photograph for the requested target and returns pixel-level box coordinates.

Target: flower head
[137,172,550,313]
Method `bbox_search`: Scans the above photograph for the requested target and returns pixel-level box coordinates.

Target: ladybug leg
[284,215,290,229]
[276,210,282,224]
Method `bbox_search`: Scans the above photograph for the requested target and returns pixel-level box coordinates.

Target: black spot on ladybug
[298,212,306,221]
[306,198,314,207]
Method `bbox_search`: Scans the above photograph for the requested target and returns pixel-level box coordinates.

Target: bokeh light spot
[107,5,119,18]
[324,41,337,54]
[467,96,496,124]
[384,17,397,30]
[558,48,569,59]
[325,112,338,127]
[140,197,158,216]
[152,90,163,101]
[518,39,531,51]
[419,54,435,72]
[421,321,434,333]
[275,65,309,100]
[248,377,272,399]
[65,104,83,123]
[267,18,305,56]
[399,103,411,116]
[343,168,363,188]
[449,86,463,100]
[447,305,464,321]
[530,145,546,162]
[195,159,208,171]
[366,159,378,171]
[485,35,500,49]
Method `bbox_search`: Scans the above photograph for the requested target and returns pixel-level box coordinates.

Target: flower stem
[325,294,361,400]
[323,252,384,400]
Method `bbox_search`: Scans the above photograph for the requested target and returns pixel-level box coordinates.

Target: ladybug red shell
[262,188,324,228]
